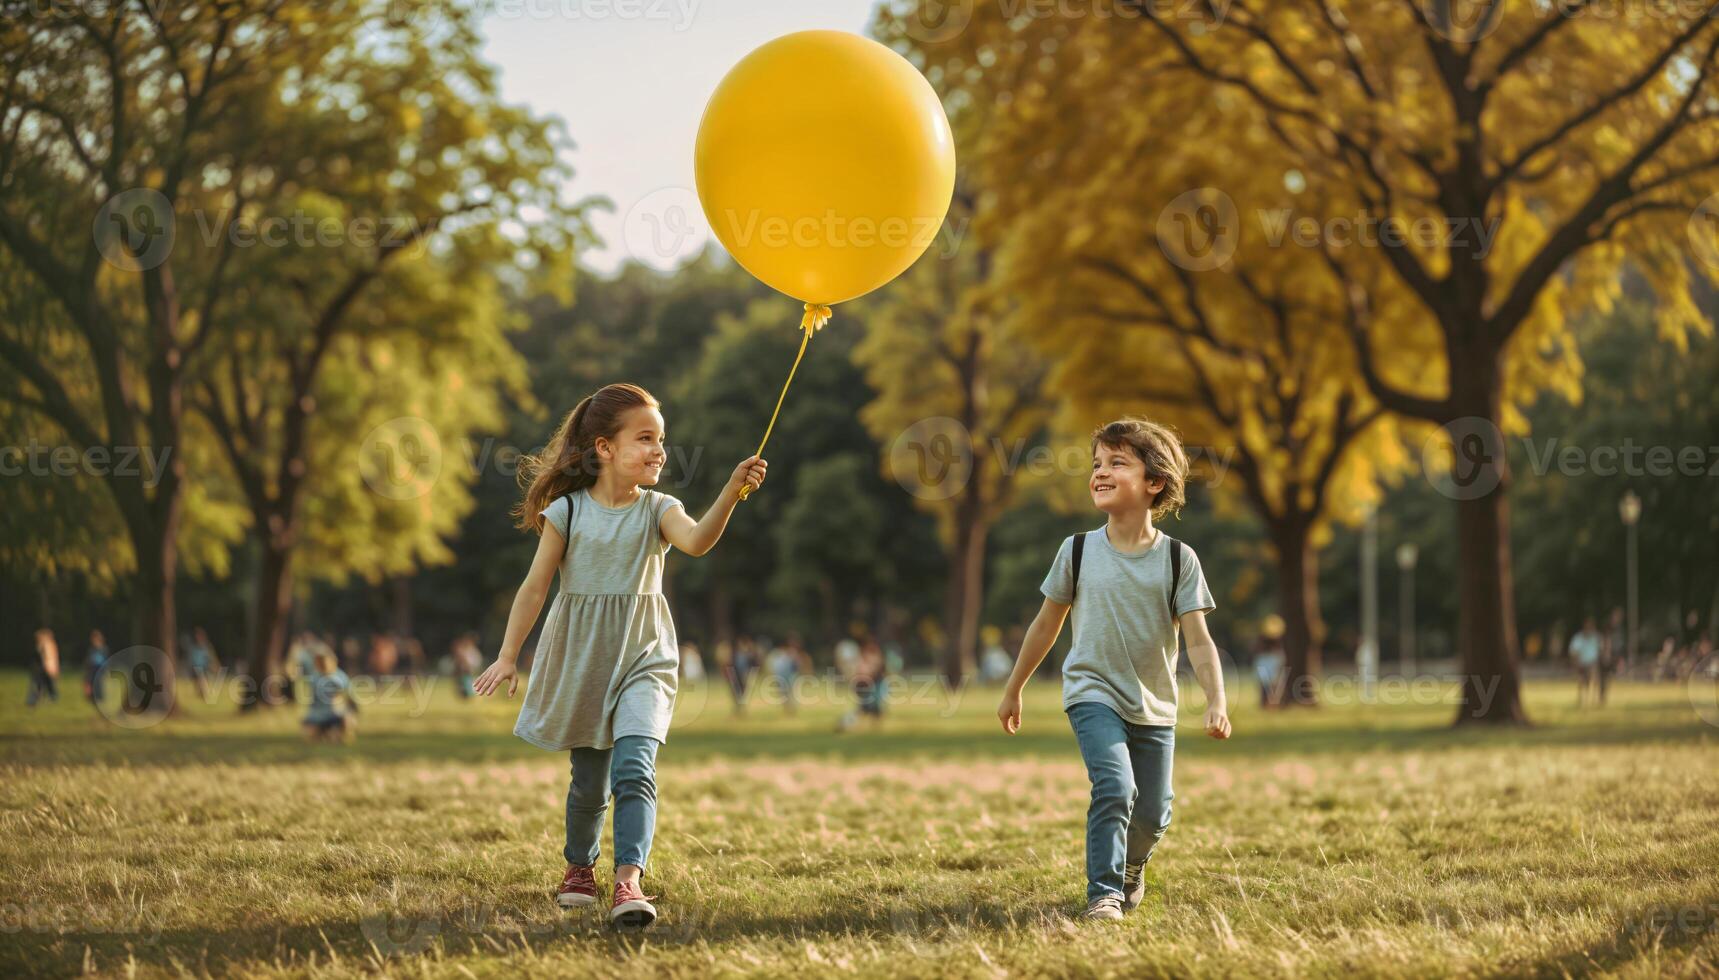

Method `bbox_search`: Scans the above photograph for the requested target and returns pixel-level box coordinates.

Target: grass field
[3,667,1718,978]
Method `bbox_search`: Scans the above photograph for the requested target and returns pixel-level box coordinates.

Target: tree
[670,296,901,648]
[0,2,261,660]
[854,193,1054,686]
[880,9,1410,700]
[883,0,1719,723]
[771,456,889,644]
[180,2,582,698]
[1509,297,1719,644]
[0,1,582,683]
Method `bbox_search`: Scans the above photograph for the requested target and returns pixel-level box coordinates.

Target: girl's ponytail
[515,383,658,531]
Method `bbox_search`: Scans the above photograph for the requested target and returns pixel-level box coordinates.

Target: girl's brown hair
[515,383,659,531]
[1091,416,1190,521]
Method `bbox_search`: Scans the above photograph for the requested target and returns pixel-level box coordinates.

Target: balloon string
[738,303,829,501]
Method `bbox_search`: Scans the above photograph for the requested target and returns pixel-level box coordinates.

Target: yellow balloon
[695,31,956,307]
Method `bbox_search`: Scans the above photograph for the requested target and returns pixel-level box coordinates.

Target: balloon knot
[801,303,832,333]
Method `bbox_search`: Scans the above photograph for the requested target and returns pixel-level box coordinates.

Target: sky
[479,0,882,273]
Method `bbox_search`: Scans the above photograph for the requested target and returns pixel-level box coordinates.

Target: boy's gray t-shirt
[1040,527,1216,726]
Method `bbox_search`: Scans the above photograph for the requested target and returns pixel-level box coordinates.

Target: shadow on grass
[9,887,1716,979]
[0,896,1077,978]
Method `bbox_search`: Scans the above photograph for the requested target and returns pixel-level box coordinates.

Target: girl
[473,382,766,931]
[996,417,1231,921]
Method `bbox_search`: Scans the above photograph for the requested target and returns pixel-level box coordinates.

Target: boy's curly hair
[1090,417,1190,520]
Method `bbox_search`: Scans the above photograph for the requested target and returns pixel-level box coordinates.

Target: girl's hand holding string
[726,455,767,498]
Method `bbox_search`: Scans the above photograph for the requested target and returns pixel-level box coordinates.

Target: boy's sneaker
[610,879,658,930]
[1122,860,1148,910]
[1084,895,1124,921]
[556,864,597,907]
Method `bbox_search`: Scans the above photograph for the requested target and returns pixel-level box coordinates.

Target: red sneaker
[609,879,657,930]
[556,864,597,907]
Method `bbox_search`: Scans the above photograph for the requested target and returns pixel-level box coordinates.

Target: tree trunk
[127,481,182,665]
[1452,462,1527,724]
[941,502,989,688]
[1447,369,1528,725]
[709,580,733,646]
[1269,519,1324,706]
[243,535,295,709]
[134,525,178,665]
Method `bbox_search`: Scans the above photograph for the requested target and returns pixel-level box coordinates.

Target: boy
[997,417,1231,920]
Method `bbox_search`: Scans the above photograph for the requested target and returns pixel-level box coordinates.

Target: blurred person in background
[766,633,808,714]
[1570,617,1602,707]
[838,639,888,732]
[834,624,862,683]
[1653,636,1677,682]
[285,631,317,702]
[1254,616,1286,708]
[979,625,1013,685]
[1601,607,1625,700]
[679,641,705,684]
[451,632,483,699]
[734,635,760,698]
[27,628,59,707]
[368,633,398,677]
[714,640,744,715]
[339,635,362,676]
[302,650,356,744]
[186,627,221,700]
[82,629,110,709]
[403,636,427,675]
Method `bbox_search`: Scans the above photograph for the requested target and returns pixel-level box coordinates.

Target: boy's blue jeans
[565,735,659,870]
[1067,701,1175,902]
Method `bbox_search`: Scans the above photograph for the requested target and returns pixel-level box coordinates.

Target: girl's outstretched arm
[997,597,1070,734]
[659,455,767,557]
[474,524,565,698]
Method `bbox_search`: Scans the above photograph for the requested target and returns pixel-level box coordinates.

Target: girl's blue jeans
[564,735,659,870]
[1067,701,1175,902]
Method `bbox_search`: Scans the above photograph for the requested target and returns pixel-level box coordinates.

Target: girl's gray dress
[514,487,684,751]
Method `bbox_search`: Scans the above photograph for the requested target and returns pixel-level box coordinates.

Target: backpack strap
[1070,532,1086,600]
[558,491,575,559]
[1164,533,1182,623]
[1073,530,1185,620]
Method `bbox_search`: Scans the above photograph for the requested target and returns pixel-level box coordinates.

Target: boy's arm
[1181,610,1232,739]
[659,456,767,557]
[998,597,1070,733]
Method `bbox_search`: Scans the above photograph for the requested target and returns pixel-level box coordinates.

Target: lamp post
[1619,491,1641,668]
[1396,542,1419,678]
[1359,509,1378,698]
